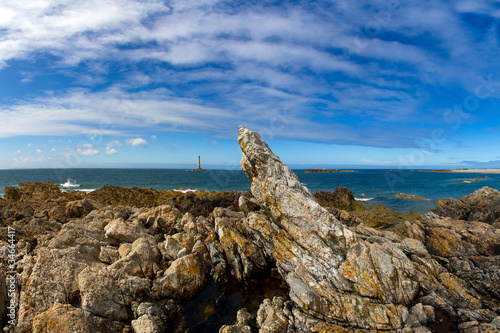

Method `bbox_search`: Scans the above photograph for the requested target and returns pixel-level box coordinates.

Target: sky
[1,0,500,170]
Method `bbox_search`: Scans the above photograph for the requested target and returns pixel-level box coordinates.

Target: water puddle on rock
[171,269,289,333]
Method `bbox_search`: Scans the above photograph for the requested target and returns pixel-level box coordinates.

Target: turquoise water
[1,168,499,214]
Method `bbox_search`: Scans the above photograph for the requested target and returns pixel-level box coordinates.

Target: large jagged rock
[237,125,499,331]
[433,186,500,227]
[238,126,412,330]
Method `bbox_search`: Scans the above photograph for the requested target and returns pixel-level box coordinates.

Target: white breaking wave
[355,197,373,201]
[61,180,79,188]
[174,188,197,193]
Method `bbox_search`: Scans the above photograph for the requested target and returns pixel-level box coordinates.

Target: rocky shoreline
[0,126,499,332]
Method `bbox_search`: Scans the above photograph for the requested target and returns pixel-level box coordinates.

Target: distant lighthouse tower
[190,155,206,171]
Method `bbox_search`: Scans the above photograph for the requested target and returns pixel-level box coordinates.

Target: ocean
[1,168,499,214]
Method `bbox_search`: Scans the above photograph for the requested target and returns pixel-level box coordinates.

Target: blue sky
[1,0,500,169]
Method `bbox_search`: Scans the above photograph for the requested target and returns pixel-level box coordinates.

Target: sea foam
[355,197,373,201]
[61,180,80,188]
[174,188,197,193]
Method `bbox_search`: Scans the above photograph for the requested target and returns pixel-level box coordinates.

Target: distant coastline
[421,168,500,174]
[305,168,355,173]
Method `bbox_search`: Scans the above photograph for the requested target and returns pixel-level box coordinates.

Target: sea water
[1,168,499,214]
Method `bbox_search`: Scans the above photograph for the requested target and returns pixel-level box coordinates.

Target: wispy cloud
[460,160,500,168]
[107,140,122,148]
[0,0,499,154]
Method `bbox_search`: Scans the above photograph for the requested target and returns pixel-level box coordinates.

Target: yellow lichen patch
[438,272,482,309]
[204,305,215,315]
[426,228,461,257]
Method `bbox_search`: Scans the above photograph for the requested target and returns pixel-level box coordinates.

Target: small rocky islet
[0,126,499,333]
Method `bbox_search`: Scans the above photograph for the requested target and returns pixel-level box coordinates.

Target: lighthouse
[190,155,206,171]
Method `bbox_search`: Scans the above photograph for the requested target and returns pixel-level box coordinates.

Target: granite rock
[433,187,500,227]
[32,303,90,333]
[237,125,499,332]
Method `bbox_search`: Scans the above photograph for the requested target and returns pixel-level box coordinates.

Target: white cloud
[126,138,147,147]
[106,147,119,156]
[107,140,122,148]
[35,149,42,154]
[27,143,32,148]
[77,148,99,156]
[50,148,56,152]
[150,135,157,139]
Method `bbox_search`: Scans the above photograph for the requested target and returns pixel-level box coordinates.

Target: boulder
[109,238,161,279]
[153,252,209,299]
[433,187,500,227]
[32,303,90,333]
[78,265,150,321]
[64,198,103,219]
[131,314,164,333]
[314,186,363,211]
[104,218,150,244]
[17,247,100,333]
[163,232,196,261]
